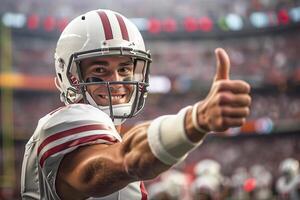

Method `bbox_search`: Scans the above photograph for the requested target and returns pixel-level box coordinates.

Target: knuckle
[219,107,226,116]
[240,118,246,125]
[238,118,245,126]
[247,96,252,105]
[245,107,250,116]
[245,82,251,93]
[217,92,229,105]
[216,80,227,91]
[221,107,231,116]
[239,80,251,93]
[216,107,223,117]
[241,95,251,106]
[221,118,230,127]
[216,117,224,128]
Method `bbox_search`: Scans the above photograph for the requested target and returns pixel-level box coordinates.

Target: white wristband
[147,107,203,165]
[192,102,208,134]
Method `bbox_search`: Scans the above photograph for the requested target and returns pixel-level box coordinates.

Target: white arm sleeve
[37,104,122,199]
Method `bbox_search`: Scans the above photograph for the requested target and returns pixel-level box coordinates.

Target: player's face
[81,56,134,106]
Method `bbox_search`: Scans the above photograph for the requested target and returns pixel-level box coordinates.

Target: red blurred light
[184,17,198,32]
[162,18,177,32]
[27,14,39,30]
[278,9,290,25]
[44,16,56,32]
[199,16,213,32]
[148,18,161,34]
[244,178,256,192]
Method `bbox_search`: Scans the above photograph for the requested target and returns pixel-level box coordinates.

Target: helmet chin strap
[85,92,134,126]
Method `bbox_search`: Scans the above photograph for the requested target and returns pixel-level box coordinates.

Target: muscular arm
[56,122,169,199]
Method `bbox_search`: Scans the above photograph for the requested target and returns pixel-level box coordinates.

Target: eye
[118,66,133,76]
[94,66,106,74]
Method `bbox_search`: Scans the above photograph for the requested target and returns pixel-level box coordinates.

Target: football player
[21,9,251,200]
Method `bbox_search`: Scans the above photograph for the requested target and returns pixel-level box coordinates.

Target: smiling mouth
[97,94,129,105]
[98,94,126,100]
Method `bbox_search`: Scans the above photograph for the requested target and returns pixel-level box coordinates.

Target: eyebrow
[119,60,134,66]
[90,61,109,66]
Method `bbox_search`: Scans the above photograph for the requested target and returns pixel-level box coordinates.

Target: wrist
[147,106,203,166]
[185,103,209,143]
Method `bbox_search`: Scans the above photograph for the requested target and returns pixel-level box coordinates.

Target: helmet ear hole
[57,73,63,82]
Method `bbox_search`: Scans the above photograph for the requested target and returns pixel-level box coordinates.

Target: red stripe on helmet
[97,11,113,40]
[115,14,129,41]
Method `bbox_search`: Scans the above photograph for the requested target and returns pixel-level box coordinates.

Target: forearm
[121,122,171,180]
[122,107,208,179]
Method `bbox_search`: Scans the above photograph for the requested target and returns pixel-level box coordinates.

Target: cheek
[125,84,134,93]
[86,85,99,94]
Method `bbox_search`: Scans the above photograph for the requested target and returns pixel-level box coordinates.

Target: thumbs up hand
[192,48,251,132]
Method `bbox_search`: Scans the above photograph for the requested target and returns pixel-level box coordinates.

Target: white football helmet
[194,159,221,179]
[279,158,299,178]
[54,9,152,125]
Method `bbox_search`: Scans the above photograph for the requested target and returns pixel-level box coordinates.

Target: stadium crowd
[0,0,300,199]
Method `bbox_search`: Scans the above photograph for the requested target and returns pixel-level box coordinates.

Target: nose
[105,71,122,82]
[106,71,124,91]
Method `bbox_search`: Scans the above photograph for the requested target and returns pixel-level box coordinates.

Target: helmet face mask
[54,9,152,125]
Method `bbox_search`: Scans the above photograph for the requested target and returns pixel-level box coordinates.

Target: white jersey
[21,103,148,200]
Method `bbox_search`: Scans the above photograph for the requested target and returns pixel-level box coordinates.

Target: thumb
[214,48,231,81]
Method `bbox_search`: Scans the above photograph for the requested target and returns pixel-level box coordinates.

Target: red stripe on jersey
[115,14,129,41]
[37,124,112,155]
[140,181,148,200]
[97,11,113,40]
[39,134,117,167]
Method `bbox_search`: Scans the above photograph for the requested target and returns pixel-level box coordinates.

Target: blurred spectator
[231,167,250,200]
[249,164,274,200]
[191,159,224,200]
[148,169,191,200]
[276,158,300,200]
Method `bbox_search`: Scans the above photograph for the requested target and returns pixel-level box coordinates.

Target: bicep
[56,142,134,198]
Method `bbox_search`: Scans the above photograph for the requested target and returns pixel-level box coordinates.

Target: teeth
[100,95,124,100]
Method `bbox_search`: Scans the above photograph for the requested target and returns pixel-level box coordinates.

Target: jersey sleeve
[36,104,121,198]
